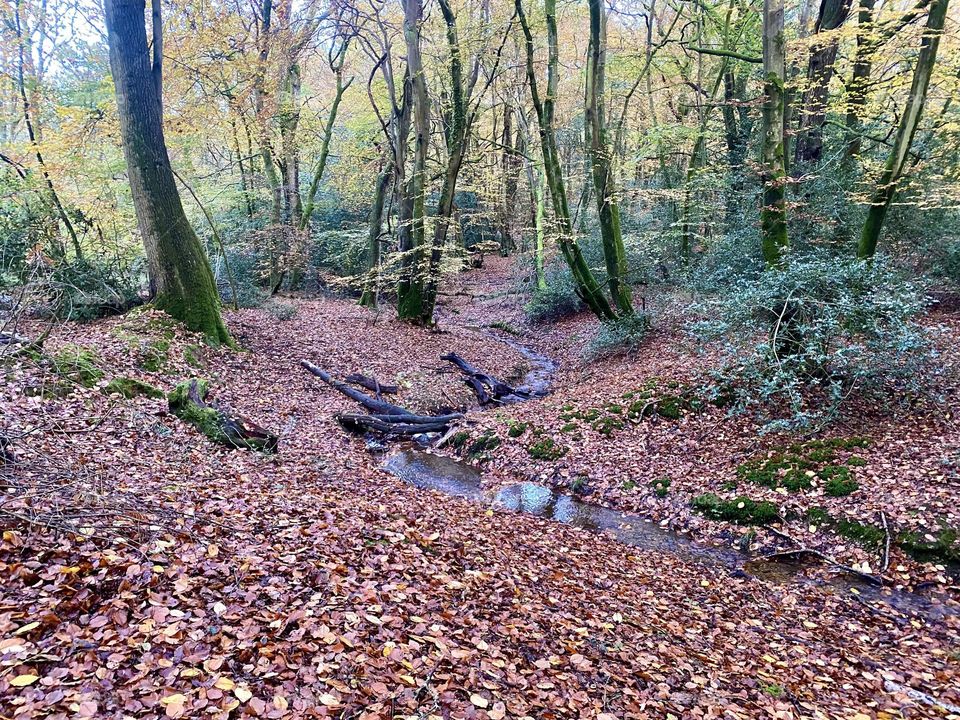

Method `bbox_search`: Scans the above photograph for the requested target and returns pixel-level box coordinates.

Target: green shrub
[586,313,651,359]
[525,267,584,322]
[693,252,931,430]
[822,466,858,496]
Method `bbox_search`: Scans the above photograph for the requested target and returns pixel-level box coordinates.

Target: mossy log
[168,379,278,452]
[441,352,531,404]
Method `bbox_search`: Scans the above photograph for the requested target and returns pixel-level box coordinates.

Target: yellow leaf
[161,694,187,706]
[234,686,253,703]
[10,674,39,687]
[14,622,39,636]
[214,677,236,691]
[180,668,201,678]
[318,693,340,707]
[470,694,489,709]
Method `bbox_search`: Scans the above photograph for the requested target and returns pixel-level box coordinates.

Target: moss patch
[103,377,165,399]
[651,476,672,498]
[507,421,529,438]
[527,437,567,461]
[692,493,780,525]
[736,438,869,495]
[899,527,960,564]
[467,431,501,460]
[51,345,103,388]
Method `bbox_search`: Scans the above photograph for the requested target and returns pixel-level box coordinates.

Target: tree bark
[516,0,616,321]
[858,0,949,258]
[760,0,789,267]
[104,0,231,344]
[586,0,633,315]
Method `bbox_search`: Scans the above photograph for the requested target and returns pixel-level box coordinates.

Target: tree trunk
[396,0,430,323]
[760,0,789,267]
[845,0,876,160]
[858,0,949,258]
[586,0,633,315]
[794,0,852,164]
[359,163,393,308]
[516,0,616,321]
[104,0,230,344]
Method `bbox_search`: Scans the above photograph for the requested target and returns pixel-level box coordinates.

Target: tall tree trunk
[794,0,852,164]
[858,0,949,258]
[517,104,547,289]
[760,0,789,266]
[845,0,876,160]
[516,0,616,321]
[359,163,393,308]
[104,0,230,344]
[396,0,430,322]
[254,0,283,226]
[13,0,81,259]
[587,0,633,315]
[299,66,352,231]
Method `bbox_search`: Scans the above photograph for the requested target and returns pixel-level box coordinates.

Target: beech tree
[858,0,950,258]
[760,0,788,266]
[103,0,231,344]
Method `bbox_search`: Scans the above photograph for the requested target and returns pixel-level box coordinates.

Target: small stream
[384,330,957,622]
[382,449,958,621]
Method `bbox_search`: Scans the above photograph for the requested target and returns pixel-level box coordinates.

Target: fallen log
[169,379,278,452]
[302,360,409,416]
[441,352,531,404]
[335,413,454,435]
[302,361,463,437]
[344,372,398,395]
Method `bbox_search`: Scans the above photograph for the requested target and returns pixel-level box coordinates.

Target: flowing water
[385,331,957,621]
[382,449,959,622]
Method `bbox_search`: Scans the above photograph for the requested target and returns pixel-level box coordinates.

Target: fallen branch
[441,352,531,404]
[761,548,884,585]
[169,379,278,452]
[302,360,410,416]
[344,372,398,395]
[335,413,455,435]
[883,679,960,715]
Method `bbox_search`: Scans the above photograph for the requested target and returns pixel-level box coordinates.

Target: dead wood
[302,360,410,416]
[441,352,531,404]
[335,413,455,435]
[344,372,398,395]
[169,379,278,452]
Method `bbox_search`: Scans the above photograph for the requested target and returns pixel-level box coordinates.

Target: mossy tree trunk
[359,163,393,308]
[517,104,547,290]
[586,0,633,315]
[516,0,616,321]
[760,0,789,267]
[396,0,430,323]
[858,0,949,259]
[104,0,231,345]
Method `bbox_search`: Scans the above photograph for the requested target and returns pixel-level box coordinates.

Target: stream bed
[384,328,957,622]
[382,449,958,622]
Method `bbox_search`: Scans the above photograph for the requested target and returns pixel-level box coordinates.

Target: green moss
[846,455,867,467]
[527,437,567,461]
[169,379,229,445]
[822,466,858,496]
[761,684,784,698]
[507,421,529,438]
[468,431,501,459]
[51,345,103,387]
[898,527,960,564]
[651,476,671,498]
[806,506,831,525]
[560,422,579,433]
[449,431,470,449]
[691,493,780,525]
[183,344,204,369]
[103,377,165,399]
[591,415,624,436]
[140,337,172,373]
[737,454,813,492]
[655,397,682,420]
[570,476,589,494]
[621,479,637,491]
[489,321,520,335]
[835,518,885,549]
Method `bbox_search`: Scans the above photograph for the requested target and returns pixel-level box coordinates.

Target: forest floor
[2,259,959,719]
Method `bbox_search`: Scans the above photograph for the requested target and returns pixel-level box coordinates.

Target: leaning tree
[104,0,231,344]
